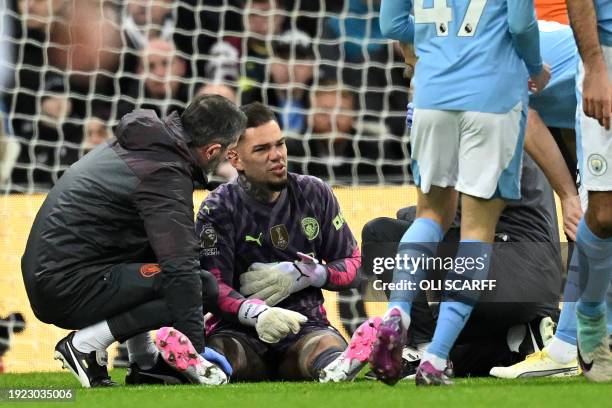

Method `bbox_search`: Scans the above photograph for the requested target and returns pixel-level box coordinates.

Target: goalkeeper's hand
[238,299,308,343]
[239,252,327,306]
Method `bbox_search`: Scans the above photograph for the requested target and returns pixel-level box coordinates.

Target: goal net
[0,0,411,192]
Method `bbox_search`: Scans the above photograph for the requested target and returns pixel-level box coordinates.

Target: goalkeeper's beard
[267,178,288,192]
[238,171,288,201]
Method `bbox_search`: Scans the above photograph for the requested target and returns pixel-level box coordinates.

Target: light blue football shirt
[529,22,577,129]
[380,0,543,113]
[595,0,612,46]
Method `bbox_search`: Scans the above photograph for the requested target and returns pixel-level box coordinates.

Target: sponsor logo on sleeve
[301,217,320,241]
[332,213,346,230]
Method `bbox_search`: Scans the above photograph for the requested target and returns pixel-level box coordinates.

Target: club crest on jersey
[588,154,607,176]
[200,224,218,249]
[270,224,289,250]
[301,217,320,241]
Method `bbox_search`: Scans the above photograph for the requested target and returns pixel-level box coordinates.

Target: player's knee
[199,269,219,313]
[586,193,612,237]
[362,217,404,243]
[362,218,386,243]
[304,334,346,379]
[311,333,346,355]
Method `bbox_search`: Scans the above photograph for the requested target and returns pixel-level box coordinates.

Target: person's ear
[206,143,223,160]
[227,148,244,171]
[196,143,222,163]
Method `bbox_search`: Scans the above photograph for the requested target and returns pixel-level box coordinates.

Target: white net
[0,0,412,192]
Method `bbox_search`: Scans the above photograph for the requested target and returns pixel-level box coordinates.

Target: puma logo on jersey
[245,232,263,247]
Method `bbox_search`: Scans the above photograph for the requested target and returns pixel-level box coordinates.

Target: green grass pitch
[1,370,611,408]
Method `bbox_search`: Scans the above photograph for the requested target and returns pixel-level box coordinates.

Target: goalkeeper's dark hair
[181,94,247,148]
[240,102,277,129]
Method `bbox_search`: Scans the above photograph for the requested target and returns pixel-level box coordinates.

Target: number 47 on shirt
[414,0,488,37]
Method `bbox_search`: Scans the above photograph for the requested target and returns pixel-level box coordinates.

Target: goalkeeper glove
[239,252,327,306]
[238,299,308,343]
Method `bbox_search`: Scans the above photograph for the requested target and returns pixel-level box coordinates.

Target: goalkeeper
[195,102,361,381]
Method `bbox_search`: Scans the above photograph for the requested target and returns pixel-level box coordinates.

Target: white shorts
[410,102,526,200]
[576,45,612,191]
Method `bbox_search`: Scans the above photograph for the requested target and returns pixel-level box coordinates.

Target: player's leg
[415,102,525,386]
[370,186,458,384]
[576,191,612,381]
[50,263,163,387]
[575,48,612,382]
[206,330,270,382]
[277,327,347,381]
[412,193,504,385]
[369,108,459,385]
[53,265,218,387]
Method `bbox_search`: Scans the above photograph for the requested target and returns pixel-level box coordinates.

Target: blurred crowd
[0,0,412,191]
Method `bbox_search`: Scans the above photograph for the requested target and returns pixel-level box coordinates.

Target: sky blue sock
[556,250,579,345]
[388,217,443,317]
[576,218,612,318]
[428,239,492,359]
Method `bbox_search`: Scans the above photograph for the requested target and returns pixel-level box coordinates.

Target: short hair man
[21,95,247,387]
[195,102,361,381]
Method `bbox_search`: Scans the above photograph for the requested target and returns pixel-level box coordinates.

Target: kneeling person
[196,103,361,381]
[21,95,247,387]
